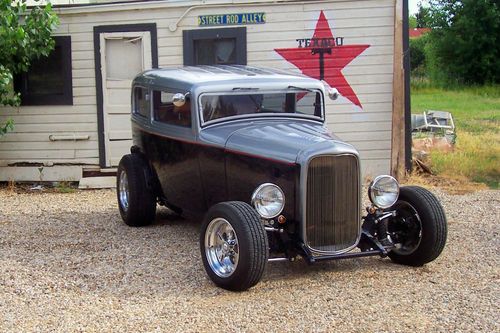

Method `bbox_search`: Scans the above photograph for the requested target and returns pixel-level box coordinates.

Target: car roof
[133,65,322,91]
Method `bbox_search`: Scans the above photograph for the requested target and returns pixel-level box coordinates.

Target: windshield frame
[198,89,325,128]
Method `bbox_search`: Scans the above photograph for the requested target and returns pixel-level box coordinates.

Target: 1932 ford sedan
[117,65,447,291]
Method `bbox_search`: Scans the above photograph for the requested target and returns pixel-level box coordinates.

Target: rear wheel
[117,154,156,227]
[387,186,447,266]
[200,201,268,291]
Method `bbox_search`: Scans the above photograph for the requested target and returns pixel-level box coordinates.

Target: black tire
[117,154,156,227]
[200,201,268,291]
[387,186,447,266]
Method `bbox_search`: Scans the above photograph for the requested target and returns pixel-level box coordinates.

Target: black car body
[117,66,447,291]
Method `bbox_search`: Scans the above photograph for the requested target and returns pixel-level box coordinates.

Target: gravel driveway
[0,187,498,332]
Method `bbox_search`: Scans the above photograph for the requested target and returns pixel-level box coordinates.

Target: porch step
[82,167,117,178]
[78,176,116,189]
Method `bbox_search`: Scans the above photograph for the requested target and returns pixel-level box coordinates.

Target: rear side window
[152,90,191,127]
[133,87,150,118]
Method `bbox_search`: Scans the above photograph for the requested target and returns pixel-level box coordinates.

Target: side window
[133,87,150,118]
[183,27,246,65]
[153,90,191,127]
[14,36,73,105]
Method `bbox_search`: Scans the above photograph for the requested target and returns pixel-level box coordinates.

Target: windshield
[200,90,323,124]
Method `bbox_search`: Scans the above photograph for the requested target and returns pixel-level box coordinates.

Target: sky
[409,0,430,15]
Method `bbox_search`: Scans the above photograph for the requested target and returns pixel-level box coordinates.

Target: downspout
[403,0,412,172]
[167,0,349,32]
[169,5,201,32]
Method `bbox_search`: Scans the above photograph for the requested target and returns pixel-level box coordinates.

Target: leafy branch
[0,0,59,136]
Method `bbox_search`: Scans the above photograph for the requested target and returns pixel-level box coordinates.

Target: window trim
[151,88,192,128]
[198,90,325,128]
[183,27,247,65]
[14,36,73,106]
[132,85,151,119]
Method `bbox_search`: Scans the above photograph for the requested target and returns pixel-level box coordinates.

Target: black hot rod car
[117,65,447,291]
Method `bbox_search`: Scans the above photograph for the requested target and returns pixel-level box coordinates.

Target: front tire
[200,201,268,291]
[117,154,156,227]
[387,186,447,266]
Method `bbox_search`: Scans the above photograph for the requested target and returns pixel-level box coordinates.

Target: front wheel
[200,201,268,291]
[387,186,447,266]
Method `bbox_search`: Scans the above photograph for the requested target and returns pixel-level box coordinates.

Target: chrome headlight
[368,175,400,209]
[251,183,285,219]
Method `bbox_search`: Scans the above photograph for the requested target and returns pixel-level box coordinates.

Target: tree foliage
[415,3,432,28]
[409,15,417,29]
[410,36,428,77]
[426,0,500,85]
[0,0,58,135]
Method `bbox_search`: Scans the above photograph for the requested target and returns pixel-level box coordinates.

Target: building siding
[0,0,395,178]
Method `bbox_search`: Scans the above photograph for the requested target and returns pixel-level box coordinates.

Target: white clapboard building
[0,0,410,185]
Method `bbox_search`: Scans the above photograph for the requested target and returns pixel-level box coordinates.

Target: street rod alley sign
[198,13,266,26]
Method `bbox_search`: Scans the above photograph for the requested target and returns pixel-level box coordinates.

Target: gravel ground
[0,187,498,332]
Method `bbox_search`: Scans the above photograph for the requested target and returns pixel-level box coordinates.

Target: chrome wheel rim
[118,170,129,212]
[204,218,239,278]
[389,200,423,255]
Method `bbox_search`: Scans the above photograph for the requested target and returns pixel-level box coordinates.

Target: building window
[133,87,150,118]
[153,90,191,127]
[183,27,246,65]
[14,36,73,105]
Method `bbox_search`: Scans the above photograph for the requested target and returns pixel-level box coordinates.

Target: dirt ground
[0,187,498,332]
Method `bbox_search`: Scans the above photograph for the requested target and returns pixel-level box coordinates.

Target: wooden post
[391,0,406,180]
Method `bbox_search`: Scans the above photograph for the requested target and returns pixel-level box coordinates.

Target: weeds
[54,181,76,193]
[412,84,500,189]
[404,172,488,195]
[430,132,499,188]
[7,179,15,192]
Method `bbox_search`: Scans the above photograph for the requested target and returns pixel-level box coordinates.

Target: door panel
[100,31,152,167]
[108,140,135,166]
[137,128,207,214]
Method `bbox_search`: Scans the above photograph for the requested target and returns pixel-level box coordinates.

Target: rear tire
[200,201,268,291]
[387,186,447,266]
[117,154,156,227]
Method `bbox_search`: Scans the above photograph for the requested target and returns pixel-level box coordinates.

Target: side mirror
[321,80,340,101]
[172,93,186,107]
[327,87,339,101]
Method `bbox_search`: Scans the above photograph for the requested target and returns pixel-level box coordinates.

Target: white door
[100,31,152,167]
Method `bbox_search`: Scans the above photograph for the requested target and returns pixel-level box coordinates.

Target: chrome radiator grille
[305,154,360,253]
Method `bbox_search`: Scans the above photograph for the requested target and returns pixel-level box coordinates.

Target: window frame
[14,36,73,106]
[183,27,247,66]
[132,86,151,119]
[198,90,325,128]
[151,88,192,128]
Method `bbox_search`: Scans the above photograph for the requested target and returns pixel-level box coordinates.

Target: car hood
[200,119,355,164]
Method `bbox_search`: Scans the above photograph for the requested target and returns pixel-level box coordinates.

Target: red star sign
[275,11,370,108]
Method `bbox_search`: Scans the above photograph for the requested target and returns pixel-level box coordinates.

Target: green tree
[426,0,500,84]
[0,0,59,136]
[415,2,432,28]
[410,35,428,77]
[409,15,417,29]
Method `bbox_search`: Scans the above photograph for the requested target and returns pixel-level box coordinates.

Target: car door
[143,89,206,213]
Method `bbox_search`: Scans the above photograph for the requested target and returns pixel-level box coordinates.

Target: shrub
[409,36,428,78]
[426,0,500,85]
[0,0,58,136]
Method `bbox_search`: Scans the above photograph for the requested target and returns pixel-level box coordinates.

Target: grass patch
[404,173,488,195]
[53,181,77,193]
[411,84,500,189]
